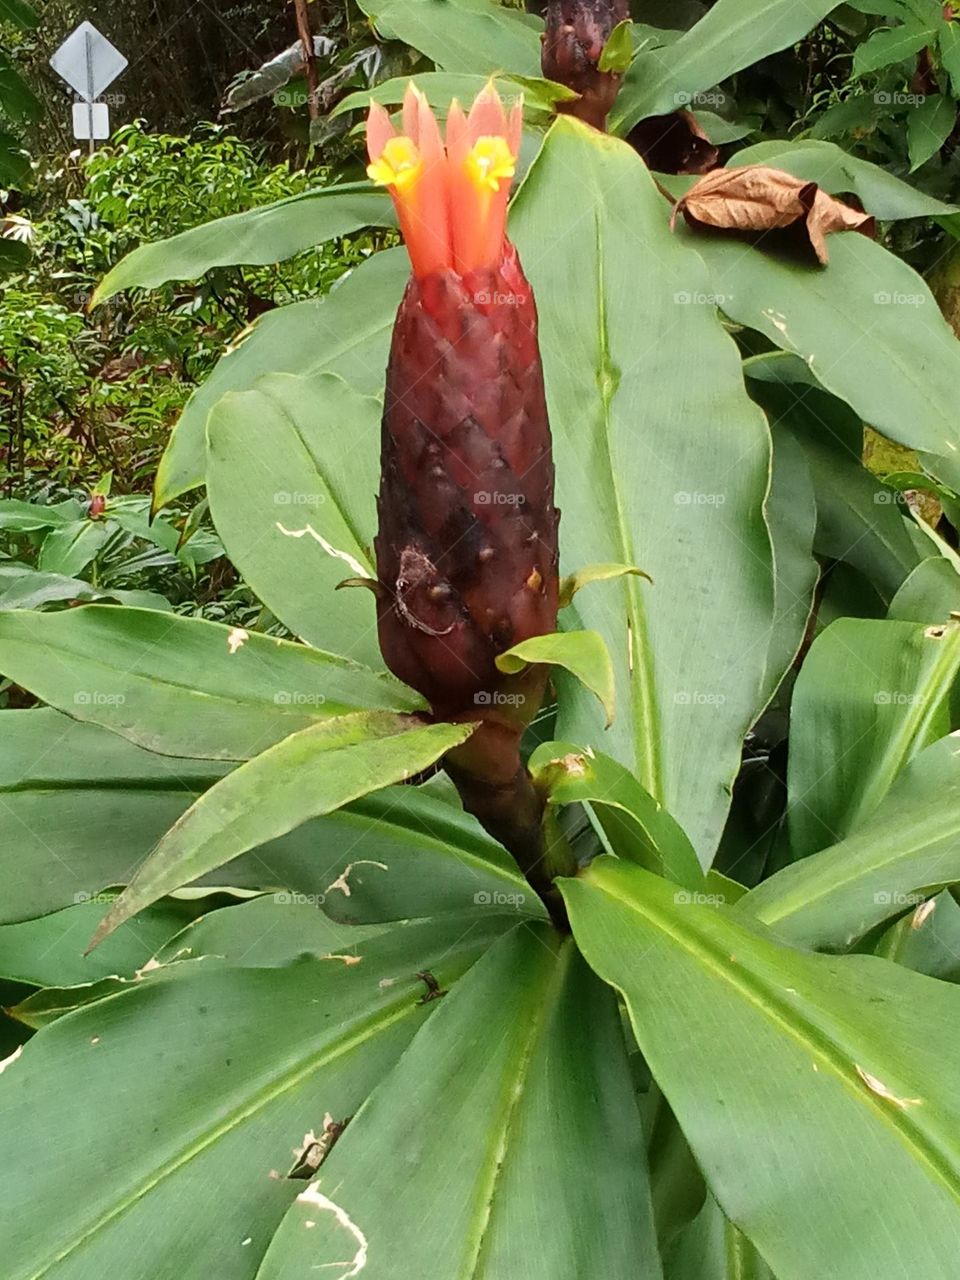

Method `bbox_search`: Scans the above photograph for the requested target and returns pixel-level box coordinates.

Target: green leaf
[92,184,394,305]
[749,381,923,603]
[0,129,29,185]
[106,498,223,570]
[152,896,391,970]
[90,715,476,946]
[745,732,960,949]
[0,606,420,760]
[611,0,843,132]
[693,229,960,487]
[496,628,616,726]
[0,710,533,927]
[667,1196,777,1280]
[0,565,117,610]
[36,519,111,578]
[7,979,134,1029]
[0,900,192,988]
[354,0,542,76]
[888,556,960,620]
[853,20,934,73]
[0,498,81,531]
[257,926,662,1280]
[939,19,960,97]
[881,468,959,500]
[333,71,578,118]
[0,0,38,29]
[529,740,704,890]
[0,915,507,1278]
[690,110,756,144]
[599,19,635,72]
[206,371,381,665]
[0,710,224,924]
[726,138,957,218]
[0,51,40,123]
[558,561,652,608]
[512,119,775,863]
[0,236,28,272]
[154,247,408,506]
[563,857,960,1280]
[876,888,960,982]
[297,782,540,926]
[809,90,884,142]
[907,93,956,169]
[786,617,960,857]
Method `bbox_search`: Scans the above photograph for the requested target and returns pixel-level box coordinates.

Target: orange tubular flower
[365,83,560,898]
[366,84,452,278]
[366,81,523,276]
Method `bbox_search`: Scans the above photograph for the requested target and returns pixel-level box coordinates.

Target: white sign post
[49,22,127,152]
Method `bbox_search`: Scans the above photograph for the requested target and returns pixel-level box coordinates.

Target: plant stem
[445,749,575,931]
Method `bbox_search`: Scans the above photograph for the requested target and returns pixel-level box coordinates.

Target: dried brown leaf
[671,164,875,263]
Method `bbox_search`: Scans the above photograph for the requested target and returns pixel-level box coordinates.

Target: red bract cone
[542,0,630,132]
[367,84,565,901]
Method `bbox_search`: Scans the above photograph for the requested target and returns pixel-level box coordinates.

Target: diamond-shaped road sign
[50,22,127,102]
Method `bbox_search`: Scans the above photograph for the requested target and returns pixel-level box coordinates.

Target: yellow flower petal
[465,136,516,193]
[367,136,422,191]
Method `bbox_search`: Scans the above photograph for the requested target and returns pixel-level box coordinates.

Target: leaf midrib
[843,627,960,839]
[3,615,405,721]
[591,868,960,1209]
[462,935,571,1279]
[590,209,663,799]
[753,802,960,929]
[23,984,424,1280]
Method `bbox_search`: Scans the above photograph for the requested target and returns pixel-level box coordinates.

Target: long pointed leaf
[694,230,960,488]
[745,732,960,949]
[154,247,408,506]
[564,858,960,1280]
[511,118,775,862]
[93,185,393,304]
[785,617,960,857]
[612,0,842,132]
[0,710,533,926]
[354,0,542,76]
[0,606,419,760]
[0,915,507,1279]
[90,715,476,946]
[206,372,381,664]
[257,925,663,1279]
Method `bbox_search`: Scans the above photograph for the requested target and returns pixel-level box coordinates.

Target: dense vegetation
[4,2,960,1277]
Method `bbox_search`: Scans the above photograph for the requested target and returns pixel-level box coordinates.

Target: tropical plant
[1,123,385,488]
[0,478,224,619]
[0,0,40,274]
[5,2,960,1277]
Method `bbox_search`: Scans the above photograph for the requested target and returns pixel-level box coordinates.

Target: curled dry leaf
[670,165,876,264]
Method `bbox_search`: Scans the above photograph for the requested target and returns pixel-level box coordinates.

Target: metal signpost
[49,22,127,152]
